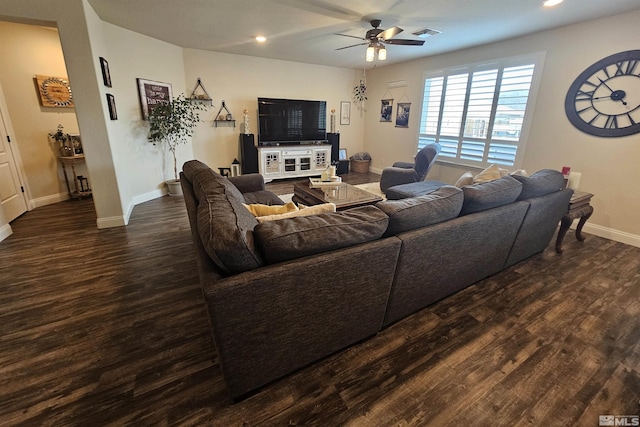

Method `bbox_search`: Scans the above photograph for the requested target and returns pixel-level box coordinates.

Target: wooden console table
[60,155,92,199]
[555,191,594,254]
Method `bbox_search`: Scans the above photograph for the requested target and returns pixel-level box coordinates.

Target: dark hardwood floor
[1,173,638,426]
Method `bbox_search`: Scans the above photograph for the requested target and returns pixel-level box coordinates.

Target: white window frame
[417,52,546,169]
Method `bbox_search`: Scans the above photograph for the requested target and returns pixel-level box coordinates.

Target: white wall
[365,9,640,245]
[183,49,365,171]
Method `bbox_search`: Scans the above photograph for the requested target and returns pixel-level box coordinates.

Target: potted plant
[49,124,73,157]
[148,93,206,195]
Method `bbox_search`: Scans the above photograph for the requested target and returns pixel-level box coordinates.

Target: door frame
[0,82,31,215]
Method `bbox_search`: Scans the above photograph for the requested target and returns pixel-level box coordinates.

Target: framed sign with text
[137,78,172,120]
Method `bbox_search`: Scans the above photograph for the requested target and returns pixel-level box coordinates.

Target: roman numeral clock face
[565,50,640,137]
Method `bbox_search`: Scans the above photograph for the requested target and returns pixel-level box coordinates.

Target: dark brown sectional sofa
[180,159,573,400]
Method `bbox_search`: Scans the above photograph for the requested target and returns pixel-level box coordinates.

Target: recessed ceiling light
[255,36,267,43]
[543,0,563,7]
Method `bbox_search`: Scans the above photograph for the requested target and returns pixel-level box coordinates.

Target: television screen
[258,97,327,145]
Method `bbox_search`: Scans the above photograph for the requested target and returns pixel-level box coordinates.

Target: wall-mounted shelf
[214,119,236,127]
[189,77,212,106]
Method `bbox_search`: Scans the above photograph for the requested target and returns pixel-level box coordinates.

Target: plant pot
[166,179,183,196]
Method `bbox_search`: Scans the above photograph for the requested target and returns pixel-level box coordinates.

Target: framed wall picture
[99,57,112,87]
[396,102,411,128]
[35,75,74,108]
[137,78,172,120]
[106,93,118,120]
[340,101,350,125]
[380,99,393,122]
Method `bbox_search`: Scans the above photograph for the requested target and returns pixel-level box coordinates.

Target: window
[418,54,543,167]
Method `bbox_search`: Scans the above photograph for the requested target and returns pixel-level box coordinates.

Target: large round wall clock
[565,50,640,137]
[36,74,74,108]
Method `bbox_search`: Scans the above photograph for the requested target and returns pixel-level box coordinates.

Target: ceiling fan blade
[335,33,366,41]
[385,39,425,46]
[336,42,368,51]
[378,26,403,41]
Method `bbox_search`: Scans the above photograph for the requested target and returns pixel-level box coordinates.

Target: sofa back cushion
[460,175,522,215]
[254,205,389,264]
[377,186,463,236]
[511,169,565,200]
[183,160,264,275]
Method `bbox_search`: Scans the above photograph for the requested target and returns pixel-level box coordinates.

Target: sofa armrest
[228,173,265,194]
[392,161,415,169]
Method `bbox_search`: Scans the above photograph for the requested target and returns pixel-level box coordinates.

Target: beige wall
[183,50,365,171]
[365,10,640,245]
[0,22,83,205]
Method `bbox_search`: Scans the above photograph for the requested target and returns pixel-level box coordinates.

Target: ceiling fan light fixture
[378,46,387,61]
[366,44,375,62]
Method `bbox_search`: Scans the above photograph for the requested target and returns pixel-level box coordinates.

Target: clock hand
[596,78,628,105]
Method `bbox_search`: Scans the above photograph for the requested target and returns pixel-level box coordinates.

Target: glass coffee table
[292,180,383,210]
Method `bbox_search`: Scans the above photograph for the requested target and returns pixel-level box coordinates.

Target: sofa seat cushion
[512,169,565,200]
[183,161,264,275]
[254,206,389,264]
[385,180,447,200]
[377,186,463,236]
[460,175,522,215]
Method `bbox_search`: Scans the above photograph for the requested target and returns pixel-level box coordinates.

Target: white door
[0,108,28,222]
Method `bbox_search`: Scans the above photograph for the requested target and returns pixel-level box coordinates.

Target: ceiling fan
[336,19,425,62]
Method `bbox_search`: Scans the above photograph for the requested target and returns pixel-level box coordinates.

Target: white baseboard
[577,223,640,248]
[0,223,13,242]
[29,192,69,209]
[97,188,167,229]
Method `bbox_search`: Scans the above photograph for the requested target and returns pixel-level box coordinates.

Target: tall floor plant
[148,93,206,181]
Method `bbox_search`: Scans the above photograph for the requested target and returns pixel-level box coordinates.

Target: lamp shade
[378,46,386,61]
[366,45,375,62]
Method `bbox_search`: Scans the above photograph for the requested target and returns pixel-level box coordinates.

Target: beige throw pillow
[455,171,474,187]
[473,164,502,183]
[256,203,336,222]
[243,201,298,217]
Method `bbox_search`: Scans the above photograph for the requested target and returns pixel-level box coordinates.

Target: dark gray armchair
[379,143,441,193]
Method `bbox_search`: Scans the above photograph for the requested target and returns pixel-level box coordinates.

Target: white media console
[257,144,331,182]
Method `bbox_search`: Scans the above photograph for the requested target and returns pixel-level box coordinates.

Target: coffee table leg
[555,215,572,254]
[575,205,594,242]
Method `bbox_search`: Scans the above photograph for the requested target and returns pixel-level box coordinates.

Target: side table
[60,155,92,199]
[555,191,594,253]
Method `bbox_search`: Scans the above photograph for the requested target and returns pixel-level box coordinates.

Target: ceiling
[86,0,640,69]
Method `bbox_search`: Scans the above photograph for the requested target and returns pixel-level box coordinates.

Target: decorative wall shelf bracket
[214,100,235,127]
[189,77,213,105]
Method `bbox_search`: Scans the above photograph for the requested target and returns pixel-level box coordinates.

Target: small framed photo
[106,93,118,120]
[339,148,348,160]
[100,57,112,87]
[380,99,393,122]
[396,102,411,128]
[340,101,350,125]
[69,134,83,155]
[137,78,172,120]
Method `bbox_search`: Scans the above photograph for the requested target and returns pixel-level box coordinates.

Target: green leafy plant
[148,93,206,180]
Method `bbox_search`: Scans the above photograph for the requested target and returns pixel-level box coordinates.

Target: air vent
[412,28,441,38]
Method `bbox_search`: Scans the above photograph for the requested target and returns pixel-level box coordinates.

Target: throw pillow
[254,205,389,264]
[455,171,474,187]
[243,201,298,217]
[473,164,502,183]
[256,203,336,222]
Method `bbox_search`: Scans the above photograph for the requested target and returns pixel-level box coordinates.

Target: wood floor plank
[1,173,639,426]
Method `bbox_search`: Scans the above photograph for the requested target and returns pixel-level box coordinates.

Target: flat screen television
[257,97,327,145]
